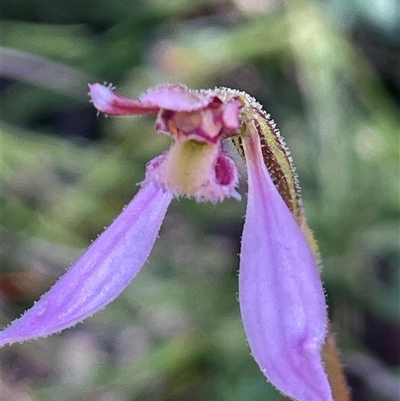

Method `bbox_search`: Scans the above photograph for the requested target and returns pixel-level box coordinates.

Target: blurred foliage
[1,0,399,400]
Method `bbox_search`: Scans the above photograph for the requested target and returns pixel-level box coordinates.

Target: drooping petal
[89,83,160,115]
[0,183,172,346]
[239,133,332,400]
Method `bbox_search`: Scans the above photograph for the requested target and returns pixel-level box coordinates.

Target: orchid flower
[0,83,333,400]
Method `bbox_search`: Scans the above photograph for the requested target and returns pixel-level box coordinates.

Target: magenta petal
[0,183,172,346]
[239,134,332,400]
[89,83,160,115]
[141,84,213,111]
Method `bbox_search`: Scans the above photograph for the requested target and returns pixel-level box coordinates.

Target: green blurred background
[1,0,399,400]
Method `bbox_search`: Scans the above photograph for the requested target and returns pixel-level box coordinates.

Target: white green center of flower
[145,137,240,202]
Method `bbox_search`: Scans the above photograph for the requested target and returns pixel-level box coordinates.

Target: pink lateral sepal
[0,183,172,346]
[239,133,332,401]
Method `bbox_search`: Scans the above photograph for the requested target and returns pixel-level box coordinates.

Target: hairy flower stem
[322,329,352,401]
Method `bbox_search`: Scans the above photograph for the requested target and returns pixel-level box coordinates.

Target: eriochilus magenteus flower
[1,83,335,401]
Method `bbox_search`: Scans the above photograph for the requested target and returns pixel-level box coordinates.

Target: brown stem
[323,326,352,401]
